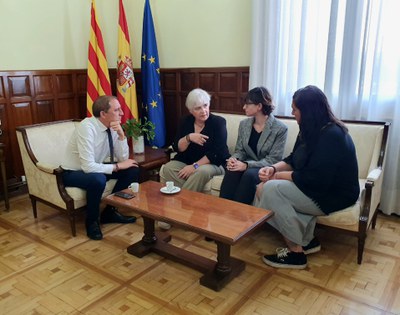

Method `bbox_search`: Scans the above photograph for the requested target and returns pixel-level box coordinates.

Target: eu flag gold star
[142,54,146,61]
[148,56,155,64]
[151,100,157,108]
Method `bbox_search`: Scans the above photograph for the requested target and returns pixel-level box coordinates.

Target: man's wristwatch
[193,163,199,169]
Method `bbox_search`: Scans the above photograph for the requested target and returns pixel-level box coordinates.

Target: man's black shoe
[100,207,137,224]
[86,221,103,240]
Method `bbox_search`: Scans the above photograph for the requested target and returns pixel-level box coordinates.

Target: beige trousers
[161,160,224,192]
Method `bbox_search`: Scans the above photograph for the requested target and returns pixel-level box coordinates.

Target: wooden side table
[132,146,169,182]
[0,143,10,210]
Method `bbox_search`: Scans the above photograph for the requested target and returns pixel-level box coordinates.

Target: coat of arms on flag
[117,56,135,92]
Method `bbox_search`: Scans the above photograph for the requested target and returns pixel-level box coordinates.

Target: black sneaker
[262,248,307,269]
[302,237,321,255]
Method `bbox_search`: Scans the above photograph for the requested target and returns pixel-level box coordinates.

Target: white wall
[0,0,251,70]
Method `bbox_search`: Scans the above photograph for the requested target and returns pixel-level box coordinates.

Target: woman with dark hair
[255,85,359,269]
[219,86,287,204]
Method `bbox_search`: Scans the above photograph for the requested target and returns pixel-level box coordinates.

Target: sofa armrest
[36,162,61,174]
[366,168,382,181]
[360,167,384,226]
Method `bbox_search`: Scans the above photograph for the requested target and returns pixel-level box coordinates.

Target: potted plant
[122,117,155,154]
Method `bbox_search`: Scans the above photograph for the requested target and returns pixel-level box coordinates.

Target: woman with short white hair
[161,88,229,192]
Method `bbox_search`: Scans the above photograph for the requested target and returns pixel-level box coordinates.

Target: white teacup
[166,181,174,192]
[129,182,139,193]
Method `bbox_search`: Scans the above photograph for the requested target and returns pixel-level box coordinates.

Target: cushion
[66,179,117,209]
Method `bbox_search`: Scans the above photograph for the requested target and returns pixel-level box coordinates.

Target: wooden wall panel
[0,103,11,178]
[33,75,54,99]
[0,67,249,188]
[241,72,249,93]
[8,76,31,98]
[162,72,177,90]
[56,74,74,95]
[220,72,238,92]
[9,102,34,176]
[198,72,217,92]
[10,102,33,126]
[0,77,4,99]
[36,100,54,123]
[181,73,196,91]
[76,72,87,94]
[56,98,80,120]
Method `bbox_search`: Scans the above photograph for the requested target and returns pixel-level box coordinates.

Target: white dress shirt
[62,117,129,174]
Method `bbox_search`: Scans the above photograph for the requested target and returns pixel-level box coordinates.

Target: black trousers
[219,167,261,205]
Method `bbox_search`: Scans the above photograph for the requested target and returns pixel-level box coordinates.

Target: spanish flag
[117,0,139,123]
[86,0,111,116]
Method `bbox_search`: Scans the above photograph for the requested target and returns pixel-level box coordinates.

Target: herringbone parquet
[0,194,399,314]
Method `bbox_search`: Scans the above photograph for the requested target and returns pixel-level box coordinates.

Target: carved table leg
[127,217,172,257]
[215,242,232,275]
[200,241,245,291]
[127,217,157,257]
[142,217,157,245]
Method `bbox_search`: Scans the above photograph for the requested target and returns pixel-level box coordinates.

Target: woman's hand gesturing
[190,133,209,146]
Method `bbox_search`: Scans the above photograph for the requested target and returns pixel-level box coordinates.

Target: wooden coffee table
[103,181,273,291]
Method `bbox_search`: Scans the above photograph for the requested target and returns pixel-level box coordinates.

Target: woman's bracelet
[270,165,277,174]
[185,134,191,143]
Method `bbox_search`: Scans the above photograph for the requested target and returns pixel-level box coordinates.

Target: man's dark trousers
[62,167,140,223]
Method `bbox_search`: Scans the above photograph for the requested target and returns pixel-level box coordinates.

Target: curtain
[250,0,400,215]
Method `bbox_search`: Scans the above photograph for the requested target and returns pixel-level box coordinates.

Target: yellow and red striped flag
[86,0,112,116]
[117,0,139,123]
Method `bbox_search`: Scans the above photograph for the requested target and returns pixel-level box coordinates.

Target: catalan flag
[117,0,139,123]
[86,0,111,116]
[141,0,166,148]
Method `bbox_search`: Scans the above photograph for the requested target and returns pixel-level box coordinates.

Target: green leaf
[122,117,155,141]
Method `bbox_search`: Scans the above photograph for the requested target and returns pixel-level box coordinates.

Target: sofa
[160,112,390,264]
[16,120,117,236]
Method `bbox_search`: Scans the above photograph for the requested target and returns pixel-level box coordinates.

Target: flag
[86,0,112,116]
[117,0,139,123]
[141,0,166,148]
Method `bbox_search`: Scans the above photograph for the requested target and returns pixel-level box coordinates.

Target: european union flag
[141,0,166,148]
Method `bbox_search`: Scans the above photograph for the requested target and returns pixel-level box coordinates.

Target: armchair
[16,120,117,236]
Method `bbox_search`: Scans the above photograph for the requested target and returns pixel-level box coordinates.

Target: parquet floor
[0,194,399,315]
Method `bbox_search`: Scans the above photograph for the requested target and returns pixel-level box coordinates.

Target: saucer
[160,186,181,194]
